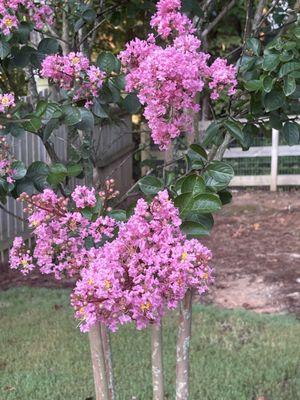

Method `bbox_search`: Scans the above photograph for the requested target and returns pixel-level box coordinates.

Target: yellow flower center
[21,259,28,266]
[1,96,10,105]
[141,301,152,312]
[4,18,13,27]
[72,57,80,64]
[88,279,94,285]
[104,279,111,290]
[181,252,188,261]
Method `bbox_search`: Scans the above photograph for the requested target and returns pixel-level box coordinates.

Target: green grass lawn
[0,287,300,400]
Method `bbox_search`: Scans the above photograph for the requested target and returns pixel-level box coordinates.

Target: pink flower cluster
[41,53,106,107]
[120,0,237,149]
[0,0,53,36]
[10,187,117,279]
[71,190,213,332]
[0,137,15,185]
[0,92,15,113]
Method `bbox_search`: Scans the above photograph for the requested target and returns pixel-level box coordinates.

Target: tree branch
[201,0,237,38]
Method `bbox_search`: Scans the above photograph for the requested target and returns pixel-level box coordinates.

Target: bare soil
[1,190,299,316]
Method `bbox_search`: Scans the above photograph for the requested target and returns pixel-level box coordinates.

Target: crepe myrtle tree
[2,0,300,399]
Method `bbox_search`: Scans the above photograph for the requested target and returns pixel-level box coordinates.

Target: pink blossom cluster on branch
[119,0,237,149]
[0,137,15,185]
[71,190,213,332]
[0,92,15,113]
[0,0,53,35]
[40,53,106,108]
[10,187,213,333]
[10,186,117,279]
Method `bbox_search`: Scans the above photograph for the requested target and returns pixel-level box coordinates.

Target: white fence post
[270,129,279,192]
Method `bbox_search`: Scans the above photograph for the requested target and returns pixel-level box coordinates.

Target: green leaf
[263,89,285,112]
[244,79,262,92]
[262,53,280,71]
[282,122,299,146]
[246,38,261,56]
[82,8,97,22]
[278,62,300,78]
[9,124,25,138]
[43,118,59,142]
[23,115,42,133]
[108,209,127,222]
[11,161,27,180]
[223,120,245,144]
[38,38,60,55]
[27,161,49,191]
[123,93,141,114]
[218,189,232,205]
[202,122,221,147]
[181,174,206,196]
[181,220,211,237]
[203,161,234,191]
[62,106,82,126]
[74,18,85,32]
[35,100,48,117]
[0,41,10,59]
[97,51,120,74]
[74,108,94,131]
[269,113,282,130]
[92,100,109,118]
[66,164,83,177]
[138,176,164,195]
[191,193,222,214]
[174,193,194,218]
[187,144,207,169]
[262,76,275,93]
[283,75,296,96]
[47,163,67,186]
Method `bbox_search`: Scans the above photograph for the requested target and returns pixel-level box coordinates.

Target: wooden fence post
[270,129,279,192]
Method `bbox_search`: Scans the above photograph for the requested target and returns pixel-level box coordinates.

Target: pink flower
[40,53,106,107]
[120,0,237,149]
[71,190,213,332]
[0,92,15,112]
[72,186,96,209]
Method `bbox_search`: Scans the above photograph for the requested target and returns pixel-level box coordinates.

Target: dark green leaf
[203,161,234,191]
[97,51,120,74]
[283,75,296,96]
[174,193,194,217]
[191,193,222,214]
[38,38,60,55]
[202,122,221,146]
[262,53,280,71]
[11,161,27,180]
[74,108,94,131]
[43,118,59,142]
[82,8,97,22]
[108,209,127,222]
[262,76,275,93]
[181,174,206,196]
[244,79,262,92]
[23,115,42,133]
[0,41,10,59]
[279,62,300,78]
[282,122,299,146]
[246,38,261,56]
[138,176,164,195]
[123,93,141,114]
[263,89,285,112]
[66,164,83,177]
[218,189,232,205]
[62,106,82,126]
[35,100,48,117]
[224,120,245,144]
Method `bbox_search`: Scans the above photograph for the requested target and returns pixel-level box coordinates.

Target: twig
[201,0,237,38]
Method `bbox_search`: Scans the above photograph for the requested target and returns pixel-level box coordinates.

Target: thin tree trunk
[89,324,109,400]
[151,323,164,400]
[176,290,193,400]
[101,324,115,400]
[150,143,173,400]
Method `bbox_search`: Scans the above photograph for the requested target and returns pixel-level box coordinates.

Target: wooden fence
[0,114,133,262]
[143,122,300,191]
